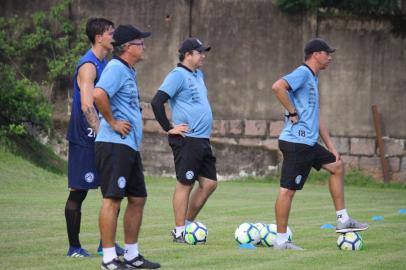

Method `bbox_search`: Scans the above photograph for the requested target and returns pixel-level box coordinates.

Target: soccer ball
[337,232,364,250]
[260,224,277,246]
[260,224,293,247]
[254,223,266,233]
[254,223,266,245]
[184,221,208,245]
[235,223,260,245]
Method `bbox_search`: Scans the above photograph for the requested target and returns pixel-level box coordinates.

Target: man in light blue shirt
[151,37,217,243]
[93,25,160,269]
[279,65,320,146]
[159,66,213,138]
[272,38,368,250]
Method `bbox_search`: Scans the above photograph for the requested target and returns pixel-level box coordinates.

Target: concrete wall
[3,0,404,137]
[72,0,190,100]
[2,0,405,180]
[191,0,309,120]
[3,0,405,138]
[317,17,406,138]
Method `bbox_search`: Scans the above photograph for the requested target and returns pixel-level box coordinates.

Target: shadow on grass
[1,134,67,175]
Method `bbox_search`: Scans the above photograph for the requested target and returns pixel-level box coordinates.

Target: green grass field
[1,148,406,270]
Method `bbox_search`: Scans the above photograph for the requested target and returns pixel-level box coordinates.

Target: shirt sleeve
[151,90,171,131]
[95,62,124,98]
[158,70,184,98]
[282,67,309,93]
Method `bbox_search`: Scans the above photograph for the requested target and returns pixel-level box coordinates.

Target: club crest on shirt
[84,172,95,183]
[117,176,126,189]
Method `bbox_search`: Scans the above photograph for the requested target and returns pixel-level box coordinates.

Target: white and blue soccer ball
[235,222,261,245]
[337,232,364,250]
[254,223,266,234]
[184,221,208,245]
[254,223,266,246]
[260,224,277,246]
[259,224,293,247]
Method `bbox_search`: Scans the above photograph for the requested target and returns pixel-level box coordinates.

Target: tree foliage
[0,64,52,136]
[276,0,403,15]
[0,0,88,136]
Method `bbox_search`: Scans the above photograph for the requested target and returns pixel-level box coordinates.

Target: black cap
[112,25,151,46]
[304,38,336,55]
[179,37,211,54]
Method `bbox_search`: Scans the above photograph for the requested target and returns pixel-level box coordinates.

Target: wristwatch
[285,110,297,118]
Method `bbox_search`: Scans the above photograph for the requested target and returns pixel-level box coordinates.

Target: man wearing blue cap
[151,37,217,243]
[271,38,368,250]
[93,25,160,269]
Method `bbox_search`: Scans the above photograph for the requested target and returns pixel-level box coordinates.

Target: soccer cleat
[101,258,126,270]
[67,246,92,257]
[97,242,125,257]
[124,254,161,269]
[171,229,186,243]
[273,241,304,250]
[336,218,369,233]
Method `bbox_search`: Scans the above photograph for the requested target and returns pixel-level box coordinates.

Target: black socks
[65,190,88,247]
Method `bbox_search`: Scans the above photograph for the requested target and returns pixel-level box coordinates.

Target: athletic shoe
[273,241,304,250]
[336,218,369,233]
[67,246,92,257]
[97,242,126,257]
[124,254,161,269]
[171,229,186,243]
[101,258,126,270]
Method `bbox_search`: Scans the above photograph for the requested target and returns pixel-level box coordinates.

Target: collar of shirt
[177,63,196,74]
[302,63,316,77]
[114,55,135,71]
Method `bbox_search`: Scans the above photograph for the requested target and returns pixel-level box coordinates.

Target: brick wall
[141,103,406,182]
[141,103,279,180]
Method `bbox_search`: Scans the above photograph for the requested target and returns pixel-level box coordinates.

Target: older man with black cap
[271,38,368,250]
[93,25,160,269]
[151,37,217,243]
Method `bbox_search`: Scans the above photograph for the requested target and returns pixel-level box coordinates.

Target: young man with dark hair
[93,24,160,269]
[65,18,125,258]
[151,37,217,243]
[271,38,368,250]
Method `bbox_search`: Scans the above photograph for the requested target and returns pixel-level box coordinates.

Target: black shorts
[168,135,217,185]
[279,140,336,190]
[95,142,147,198]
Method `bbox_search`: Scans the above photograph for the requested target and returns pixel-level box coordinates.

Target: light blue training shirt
[95,57,143,151]
[279,64,320,146]
[159,65,213,138]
